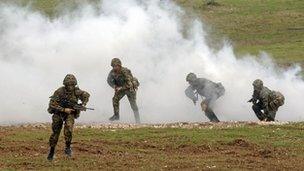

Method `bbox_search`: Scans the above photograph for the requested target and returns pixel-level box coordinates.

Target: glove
[200,101,208,112]
[64,108,75,114]
[115,86,122,93]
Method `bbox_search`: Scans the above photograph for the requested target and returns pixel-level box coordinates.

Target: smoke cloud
[0,0,303,124]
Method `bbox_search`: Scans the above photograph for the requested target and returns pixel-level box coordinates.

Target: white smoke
[0,0,303,124]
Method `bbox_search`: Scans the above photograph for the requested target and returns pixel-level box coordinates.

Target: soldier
[248,79,284,121]
[107,58,140,123]
[47,74,90,161]
[185,73,225,122]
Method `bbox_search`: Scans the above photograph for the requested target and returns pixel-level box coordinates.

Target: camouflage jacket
[186,78,225,103]
[252,87,284,111]
[48,86,90,114]
[107,67,135,91]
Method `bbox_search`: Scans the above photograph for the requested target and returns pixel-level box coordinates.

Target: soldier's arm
[260,91,270,111]
[121,68,134,90]
[249,90,259,103]
[78,90,90,106]
[185,86,198,104]
[107,71,115,88]
[49,89,65,112]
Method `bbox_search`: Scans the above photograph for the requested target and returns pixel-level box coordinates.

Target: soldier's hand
[64,108,75,114]
[115,87,122,92]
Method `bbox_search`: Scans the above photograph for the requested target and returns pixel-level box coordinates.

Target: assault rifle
[50,96,94,111]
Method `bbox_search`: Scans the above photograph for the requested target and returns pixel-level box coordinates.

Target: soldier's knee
[130,101,138,111]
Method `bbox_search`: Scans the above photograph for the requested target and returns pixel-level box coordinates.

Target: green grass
[1,123,304,170]
[176,0,304,65]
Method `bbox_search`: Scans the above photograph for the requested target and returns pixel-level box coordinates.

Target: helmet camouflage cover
[186,73,197,82]
[253,79,263,88]
[63,74,77,86]
[111,58,122,67]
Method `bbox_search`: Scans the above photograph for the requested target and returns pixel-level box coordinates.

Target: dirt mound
[227,138,251,147]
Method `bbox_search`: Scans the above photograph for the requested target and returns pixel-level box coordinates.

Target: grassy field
[177,0,304,65]
[1,122,304,170]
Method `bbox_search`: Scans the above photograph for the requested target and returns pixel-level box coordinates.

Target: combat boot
[109,114,119,121]
[47,147,55,161]
[133,110,140,124]
[64,146,72,157]
[205,110,220,123]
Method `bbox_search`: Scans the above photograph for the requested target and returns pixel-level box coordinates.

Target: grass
[1,123,304,170]
[176,0,304,65]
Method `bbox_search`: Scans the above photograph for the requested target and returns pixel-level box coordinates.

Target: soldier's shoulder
[262,86,271,93]
[121,67,132,75]
[260,86,271,97]
[197,78,209,84]
[54,86,65,94]
[75,87,90,97]
[121,67,131,72]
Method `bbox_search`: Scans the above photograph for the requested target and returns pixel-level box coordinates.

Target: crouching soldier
[107,58,140,123]
[47,74,90,161]
[185,73,225,122]
[248,79,284,121]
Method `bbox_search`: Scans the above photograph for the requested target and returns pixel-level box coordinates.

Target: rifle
[247,98,257,104]
[50,96,94,111]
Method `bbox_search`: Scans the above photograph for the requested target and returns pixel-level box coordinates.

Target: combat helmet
[252,79,263,89]
[63,74,77,86]
[111,58,122,67]
[186,73,197,82]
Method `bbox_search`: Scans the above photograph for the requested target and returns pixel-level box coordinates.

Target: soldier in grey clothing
[185,73,225,122]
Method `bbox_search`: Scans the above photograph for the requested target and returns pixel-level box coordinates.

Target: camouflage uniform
[185,73,225,122]
[250,79,284,121]
[47,74,89,160]
[107,58,140,123]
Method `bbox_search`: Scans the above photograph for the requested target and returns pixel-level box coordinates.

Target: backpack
[269,91,285,109]
[132,77,140,89]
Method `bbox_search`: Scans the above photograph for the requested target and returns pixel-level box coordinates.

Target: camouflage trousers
[201,100,220,122]
[113,89,140,122]
[49,113,75,148]
[252,103,277,121]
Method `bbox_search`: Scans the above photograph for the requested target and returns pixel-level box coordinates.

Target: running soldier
[107,58,140,123]
[47,74,90,161]
[185,73,225,122]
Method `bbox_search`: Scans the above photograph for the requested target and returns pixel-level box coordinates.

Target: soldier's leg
[201,101,219,122]
[110,91,126,121]
[252,104,266,121]
[48,114,63,160]
[205,108,220,122]
[127,90,140,123]
[265,110,276,122]
[63,114,75,157]
[49,114,63,148]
